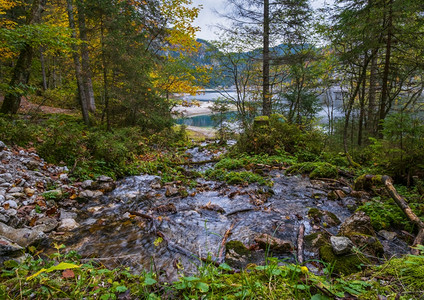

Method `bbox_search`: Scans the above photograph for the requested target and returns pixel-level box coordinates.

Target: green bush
[235,114,324,158]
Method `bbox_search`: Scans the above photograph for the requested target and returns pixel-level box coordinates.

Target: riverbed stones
[81,180,94,189]
[79,190,103,199]
[58,218,79,231]
[0,222,47,247]
[378,230,397,241]
[165,186,179,197]
[0,236,23,256]
[330,236,354,255]
[339,211,375,236]
[254,233,294,252]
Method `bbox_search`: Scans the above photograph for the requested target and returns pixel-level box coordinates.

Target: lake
[176,89,344,128]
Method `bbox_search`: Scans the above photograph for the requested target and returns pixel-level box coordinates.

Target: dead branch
[297,224,305,264]
[218,221,237,262]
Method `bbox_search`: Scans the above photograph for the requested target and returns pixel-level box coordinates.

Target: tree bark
[367,53,378,134]
[66,0,90,125]
[262,0,271,116]
[0,0,45,114]
[378,0,393,135]
[77,0,96,113]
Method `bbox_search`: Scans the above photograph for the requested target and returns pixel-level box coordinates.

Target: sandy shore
[172,101,214,117]
[172,101,236,117]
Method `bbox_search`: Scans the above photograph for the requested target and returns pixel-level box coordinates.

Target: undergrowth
[2,246,424,299]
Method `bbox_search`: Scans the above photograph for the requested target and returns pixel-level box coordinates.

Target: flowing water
[61,144,403,281]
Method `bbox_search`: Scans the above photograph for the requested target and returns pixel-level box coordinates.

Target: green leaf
[219,263,232,271]
[183,276,200,281]
[311,294,331,300]
[196,282,209,293]
[144,277,157,286]
[26,262,81,280]
[115,285,128,293]
[294,284,308,290]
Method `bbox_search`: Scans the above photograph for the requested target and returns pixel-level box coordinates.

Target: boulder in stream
[0,222,47,247]
[254,233,293,253]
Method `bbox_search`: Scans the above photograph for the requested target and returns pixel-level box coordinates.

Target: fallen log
[361,175,424,255]
[297,224,305,264]
[381,175,424,255]
[218,221,237,263]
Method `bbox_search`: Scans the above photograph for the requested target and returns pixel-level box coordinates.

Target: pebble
[4,200,18,209]
[58,218,79,231]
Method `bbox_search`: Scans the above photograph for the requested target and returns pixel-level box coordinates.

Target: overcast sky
[191,0,334,41]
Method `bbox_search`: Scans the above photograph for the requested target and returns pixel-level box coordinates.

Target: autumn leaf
[62,269,75,279]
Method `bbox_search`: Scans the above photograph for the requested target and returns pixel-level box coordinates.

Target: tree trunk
[378,0,393,135]
[100,17,110,131]
[66,0,90,125]
[367,53,378,134]
[77,0,96,113]
[262,0,271,116]
[0,0,45,114]
[40,47,47,91]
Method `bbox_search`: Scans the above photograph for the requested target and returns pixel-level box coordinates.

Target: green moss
[319,244,370,275]
[343,232,384,257]
[225,241,250,256]
[326,211,341,225]
[354,174,384,191]
[308,208,323,218]
[304,233,328,248]
[287,162,338,179]
[254,116,270,122]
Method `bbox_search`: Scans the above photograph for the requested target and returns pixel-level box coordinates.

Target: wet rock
[59,173,69,182]
[254,233,293,252]
[0,213,9,223]
[348,233,384,257]
[0,195,4,204]
[0,173,12,181]
[0,236,23,256]
[58,218,79,231]
[60,209,78,220]
[81,180,94,189]
[35,217,59,233]
[151,183,162,189]
[0,222,47,247]
[327,190,346,200]
[378,230,397,241]
[5,209,17,217]
[26,160,40,170]
[153,203,177,214]
[4,200,18,209]
[93,181,115,193]
[330,236,354,255]
[339,211,375,236]
[307,208,341,228]
[79,190,103,199]
[24,187,35,197]
[8,187,23,194]
[97,175,113,182]
[165,186,179,197]
[10,192,26,199]
[0,141,6,150]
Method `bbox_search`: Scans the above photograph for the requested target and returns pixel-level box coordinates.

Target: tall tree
[220,0,312,116]
[1,0,45,114]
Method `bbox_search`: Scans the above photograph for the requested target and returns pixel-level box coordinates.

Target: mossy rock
[354,174,384,191]
[319,244,370,275]
[308,208,323,219]
[226,240,250,257]
[305,232,329,249]
[343,232,384,257]
[308,208,341,228]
